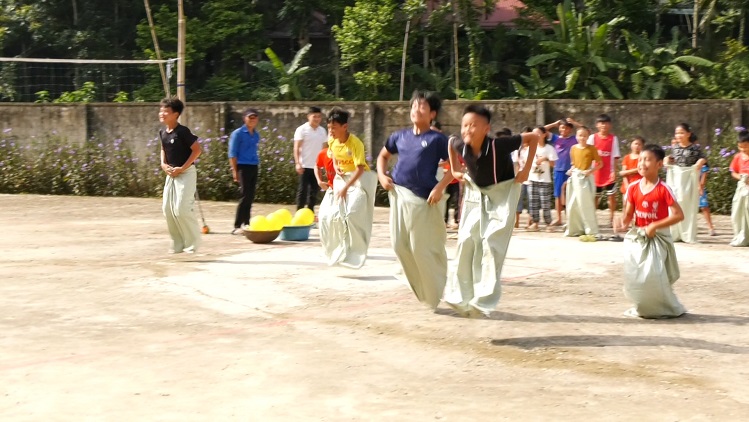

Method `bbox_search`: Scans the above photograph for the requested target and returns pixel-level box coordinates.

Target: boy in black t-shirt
[159,97,202,254]
[443,105,539,317]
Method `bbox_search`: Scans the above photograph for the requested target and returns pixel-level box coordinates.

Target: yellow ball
[289,215,305,226]
[265,213,284,231]
[249,215,271,231]
[274,208,293,226]
[293,208,315,226]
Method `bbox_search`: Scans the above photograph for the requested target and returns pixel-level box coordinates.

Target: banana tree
[250,44,311,100]
[515,0,626,99]
[623,27,714,99]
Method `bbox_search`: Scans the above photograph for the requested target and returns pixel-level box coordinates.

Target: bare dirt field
[1,194,748,421]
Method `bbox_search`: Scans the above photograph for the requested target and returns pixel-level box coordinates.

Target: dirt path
[1,194,748,420]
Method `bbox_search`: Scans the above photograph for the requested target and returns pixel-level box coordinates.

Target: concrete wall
[1,100,744,158]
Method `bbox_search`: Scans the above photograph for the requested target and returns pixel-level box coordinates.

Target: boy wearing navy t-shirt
[377,90,454,310]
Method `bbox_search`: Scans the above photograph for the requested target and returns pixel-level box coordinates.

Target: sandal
[608,235,624,242]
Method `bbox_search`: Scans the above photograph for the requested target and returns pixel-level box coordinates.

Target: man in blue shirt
[377,90,454,310]
[228,108,261,234]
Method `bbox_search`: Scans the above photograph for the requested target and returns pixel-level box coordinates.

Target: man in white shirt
[294,106,328,211]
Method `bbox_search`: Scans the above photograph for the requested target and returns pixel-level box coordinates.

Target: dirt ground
[1,194,748,421]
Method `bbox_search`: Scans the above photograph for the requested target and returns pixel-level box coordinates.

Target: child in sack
[616,144,686,319]
[730,130,749,247]
[564,126,602,238]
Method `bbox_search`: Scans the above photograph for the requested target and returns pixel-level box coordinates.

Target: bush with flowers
[0,121,306,205]
[701,126,745,215]
[0,120,392,206]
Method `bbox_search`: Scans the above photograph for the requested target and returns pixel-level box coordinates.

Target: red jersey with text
[626,179,676,227]
[589,133,620,187]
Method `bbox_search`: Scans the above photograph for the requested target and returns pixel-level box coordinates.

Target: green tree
[582,0,657,34]
[694,38,749,98]
[333,0,402,99]
[514,1,626,99]
[623,27,714,99]
[250,44,312,100]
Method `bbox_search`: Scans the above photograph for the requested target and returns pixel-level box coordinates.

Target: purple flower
[714,128,722,136]
[220,127,225,132]
[279,157,285,162]
[98,143,103,148]
[2,128,11,133]
[206,129,211,133]
[712,167,720,173]
[735,126,746,132]
[274,150,281,154]
[705,145,710,151]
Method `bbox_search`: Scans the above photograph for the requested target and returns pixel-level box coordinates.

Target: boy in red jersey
[616,144,686,318]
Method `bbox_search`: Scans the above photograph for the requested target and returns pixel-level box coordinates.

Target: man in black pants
[228,108,261,234]
[293,106,328,211]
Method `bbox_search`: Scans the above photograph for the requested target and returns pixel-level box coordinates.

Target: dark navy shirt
[385,128,449,199]
[228,126,260,165]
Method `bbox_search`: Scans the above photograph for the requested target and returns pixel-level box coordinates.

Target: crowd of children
[157,96,749,320]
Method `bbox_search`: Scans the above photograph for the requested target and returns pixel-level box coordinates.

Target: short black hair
[160,97,184,115]
[631,136,646,144]
[327,107,349,125]
[411,90,442,113]
[739,130,749,143]
[521,126,533,133]
[496,127,512,137]
[308,106,322,114]
[463,104,491,123]
[534,125,547,134]
[643,144,665,161]
[560,119,574,128]
[578,125,592,135]
[595,114,612,123]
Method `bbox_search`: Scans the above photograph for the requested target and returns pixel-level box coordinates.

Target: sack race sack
[318,171,377,269]
[564,169,598,237]
[730,175,749,247]
[666,164,699,243]
[388,184,448,309]
[623,228,685,318]
[443,177,520,316]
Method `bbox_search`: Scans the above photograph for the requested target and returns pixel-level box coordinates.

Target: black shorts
[596,183,616,196]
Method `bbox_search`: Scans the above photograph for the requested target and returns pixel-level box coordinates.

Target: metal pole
[177,0,186,103]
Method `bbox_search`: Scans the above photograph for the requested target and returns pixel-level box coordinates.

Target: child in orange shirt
[314,141,335,191]
[619,136,644,198]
